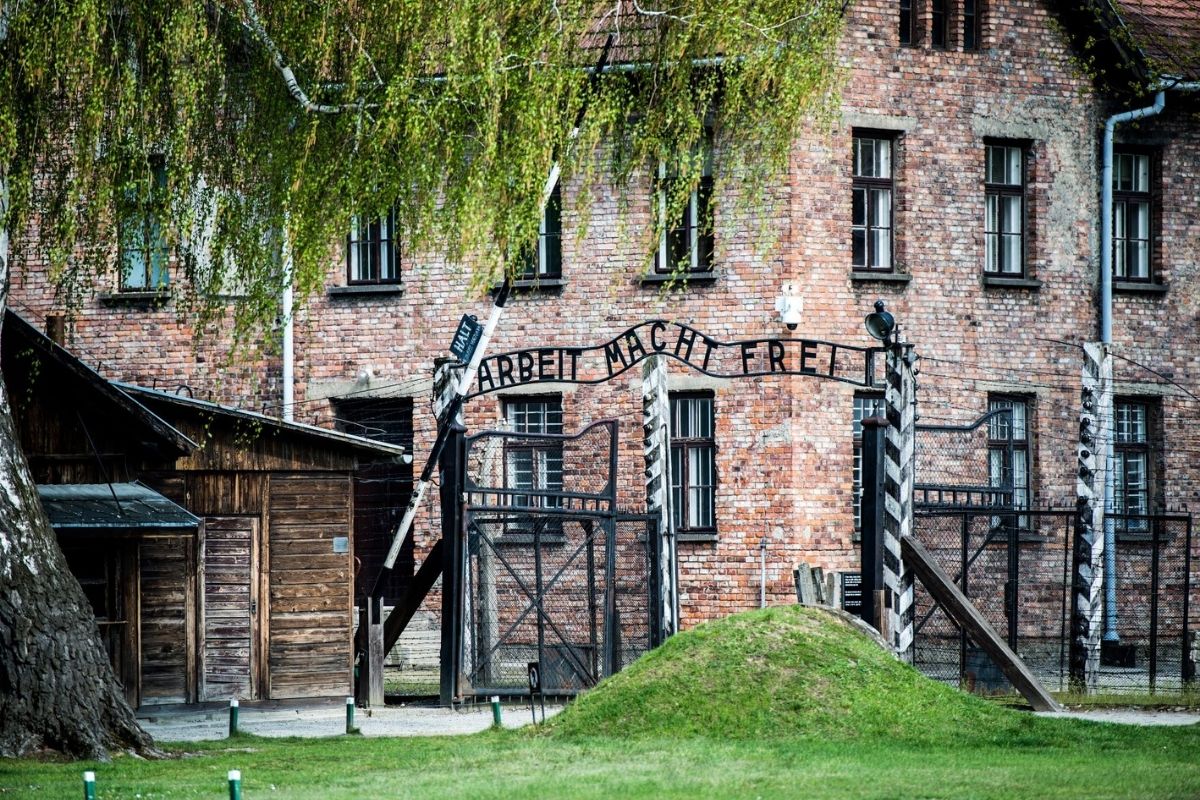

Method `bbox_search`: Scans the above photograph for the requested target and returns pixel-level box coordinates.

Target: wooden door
[200,517,260,701]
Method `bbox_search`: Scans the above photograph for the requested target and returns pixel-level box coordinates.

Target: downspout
[281,219,295,422]
[1100,90,1164,643]
[1099,83,1198,642]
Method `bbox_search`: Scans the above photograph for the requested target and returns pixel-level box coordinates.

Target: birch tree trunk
[0,176,154,759]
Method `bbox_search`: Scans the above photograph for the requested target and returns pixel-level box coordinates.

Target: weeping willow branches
[0,0,846,350]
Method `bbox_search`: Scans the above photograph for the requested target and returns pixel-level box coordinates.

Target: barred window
[1113,400,1152,533]
[670,394,716,534]
[503,397,564,511]
[988,396,1030,529]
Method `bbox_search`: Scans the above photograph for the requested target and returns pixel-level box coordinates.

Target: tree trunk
[0,178,155,760]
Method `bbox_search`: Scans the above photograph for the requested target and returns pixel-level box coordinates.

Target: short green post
[490,695,502,727]
[228,769,242,800]
[82,770,96,800]
[228,699,239,737]
[345,696,356,734]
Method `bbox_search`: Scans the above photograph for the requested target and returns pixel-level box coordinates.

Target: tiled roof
[1115,0,1200,80]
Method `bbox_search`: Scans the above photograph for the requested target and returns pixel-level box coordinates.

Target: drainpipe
[281,220,295,422]
[1098,82,1198,642]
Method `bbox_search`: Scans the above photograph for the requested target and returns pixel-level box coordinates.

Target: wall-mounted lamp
[775,282,803,332]
[864,299,897,346]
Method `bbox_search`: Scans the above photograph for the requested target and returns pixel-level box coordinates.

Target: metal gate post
[1070,342,1111,691]
[883,341,917,658]
[438,422,466,706]
[602,516,618,677]
[1184,515,1194,685]
[860,417,887,631]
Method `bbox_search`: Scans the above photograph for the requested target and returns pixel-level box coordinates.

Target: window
[119,160,170,291]
[517,182,562,282]
[931,0,948,47]
[963,0,980,50]
[988,397,1030,528]
[899,0,915,45]
[853,393,887,532]
[1113,400,1152,533]
[852,134,894,271]
[1113,151,1153,282]
[984,142,1026,277]
[670,394,716,535]
[348,208,401,284]
[503,397,564,511]
[655,132,714,275]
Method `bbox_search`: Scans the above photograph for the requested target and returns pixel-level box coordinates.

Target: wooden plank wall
[267,474,354,699]
[200,518,257,701]
[138,535,196,705]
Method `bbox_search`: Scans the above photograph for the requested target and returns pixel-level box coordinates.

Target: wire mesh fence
[912,509,1195,695]
[462,512,656,696]
[459,420,657,697]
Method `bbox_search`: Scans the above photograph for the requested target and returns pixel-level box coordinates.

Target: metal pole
[228,770,243,800]
[759,536,767,609]
[82,771,96,800]
[228,699,239,737]
[1149,516,1160,692]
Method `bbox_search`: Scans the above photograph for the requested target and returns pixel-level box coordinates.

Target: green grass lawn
[3,607,1198,799]
[2,726,1199,800]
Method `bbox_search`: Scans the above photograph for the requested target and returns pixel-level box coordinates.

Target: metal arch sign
[464,319,883,399]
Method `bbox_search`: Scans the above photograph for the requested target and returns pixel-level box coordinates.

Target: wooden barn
[2,311,408,707]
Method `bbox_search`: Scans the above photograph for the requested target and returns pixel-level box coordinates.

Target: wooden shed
[2,311,408,707]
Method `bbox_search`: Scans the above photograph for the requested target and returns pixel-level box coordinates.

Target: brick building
[9,0,1200,641]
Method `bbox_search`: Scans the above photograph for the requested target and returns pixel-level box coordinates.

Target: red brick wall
[10,0,1200,628]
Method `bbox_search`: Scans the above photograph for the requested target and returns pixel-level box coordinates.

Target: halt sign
[449,314,483,363]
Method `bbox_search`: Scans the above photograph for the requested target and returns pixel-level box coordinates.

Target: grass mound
[548,605,1112,747]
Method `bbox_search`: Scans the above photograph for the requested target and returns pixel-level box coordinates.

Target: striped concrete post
[1070,342,1111,691]
[642,355,678,638]
[883,341,917,659]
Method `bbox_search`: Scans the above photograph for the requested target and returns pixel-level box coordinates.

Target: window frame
[851,132,896,273]
[516,181,563,283]
[962,0,981,50]
[930,0,949,48]
[983,141,1027,278]
[654,130,715,276]
[501,396,565,517]
[1112,148,1156,284]
[670,392,718,538]
[118,158,170,292]
[1113,398,1155,535]
[347,207,402,286]
[899,0,917,45]
[987,395,1032,531]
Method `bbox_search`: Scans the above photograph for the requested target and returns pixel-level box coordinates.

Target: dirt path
[139,701,562,742]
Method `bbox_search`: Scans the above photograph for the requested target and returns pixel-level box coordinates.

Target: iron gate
[459,420,660,696]
[912,509,1194,694]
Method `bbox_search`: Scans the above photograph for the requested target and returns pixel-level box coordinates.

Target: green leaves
[2,0,845,347]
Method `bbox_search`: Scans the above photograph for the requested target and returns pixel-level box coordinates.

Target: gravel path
[139,701,562,742]
[1037,709,1200,726]
[139,702,1196,742]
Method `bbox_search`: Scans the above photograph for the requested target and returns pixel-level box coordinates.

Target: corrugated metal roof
[38,483,200,530]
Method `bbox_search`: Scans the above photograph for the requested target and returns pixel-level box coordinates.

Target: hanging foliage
[1,0,846,345]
